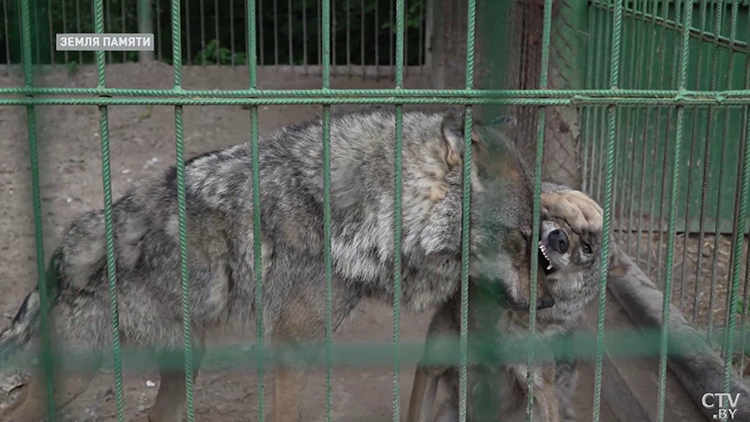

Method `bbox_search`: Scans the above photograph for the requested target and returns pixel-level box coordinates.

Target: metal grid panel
[582,0,750,381]
[0,0,749,421]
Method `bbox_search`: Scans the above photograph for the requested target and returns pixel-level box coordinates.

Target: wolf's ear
[440,111,483,170]
[489,115,517,137]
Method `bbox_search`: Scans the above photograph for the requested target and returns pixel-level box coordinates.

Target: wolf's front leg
[148,331,206,422]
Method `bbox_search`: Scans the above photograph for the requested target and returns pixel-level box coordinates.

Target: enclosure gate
[1,0,750,421]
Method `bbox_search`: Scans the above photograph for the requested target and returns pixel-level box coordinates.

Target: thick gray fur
[0,108,539,389]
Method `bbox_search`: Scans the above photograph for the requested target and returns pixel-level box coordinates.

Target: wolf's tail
[0,250,65,364]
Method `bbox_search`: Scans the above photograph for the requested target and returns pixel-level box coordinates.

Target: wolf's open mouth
[538,242,556,275]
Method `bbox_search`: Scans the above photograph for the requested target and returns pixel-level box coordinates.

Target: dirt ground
[620,230,749,339]
[0,63,622,421]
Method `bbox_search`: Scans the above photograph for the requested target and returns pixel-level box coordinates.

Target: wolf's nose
[537,297,555,310]
[548,229,568,253]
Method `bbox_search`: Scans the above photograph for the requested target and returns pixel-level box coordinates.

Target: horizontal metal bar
[591,0,750,54]
[2,327,748,373]
[1,87,749,99]
[2,96,750,106]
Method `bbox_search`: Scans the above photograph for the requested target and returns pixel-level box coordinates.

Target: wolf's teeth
[539,243,551,262]
[547,264,553,270]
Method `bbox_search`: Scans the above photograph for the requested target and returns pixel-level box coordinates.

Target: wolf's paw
[541,190,603,234]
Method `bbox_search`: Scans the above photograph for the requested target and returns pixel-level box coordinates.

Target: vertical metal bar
[726,114,748,387]
[260,0,265,65]
[347,0,351,75]
[215,0,220,65]
[288,0,293,66]
[693,0,724,339]
[76,0,82,66]
[186,0,192,65]
[274,0,278,65]
[613,5,635,247]
[587,4,605,196]
[404,0,408,77]
[171,0,194,419]
[230,0,235,65]
[595,1,613,203]
[655,0,684,287]
[92,0,126,418]
[593,0,622,419]
[720,0,742,376]
[646,0,675,277]
[418,0,423,73]
[157,0,163,62]
[581,3,597,194]
[61,0,69,64]
[106,0,112,63]
[332,0,336,76]
[681,0,711,315]
[2,0,9,64]
[317,0,320,67]
[723,0,750,383]
[657,0,692,418]
[34,0,40,64]
[389,0,393,80]
[705,0,729,339]
[322,0,332,418]
[19,0,54,418]
[527,0,552,418]
[611,103,622,245]
[634,0,661,265]
[200,0,206,65]
[375,0,379,80]
[304,0,308,74]
[48,0,54,64]
[120,0,126,62]
[459,0,476,417]
[393,0,406,417]
[138,0,156,63]
[247,0,264,418]
[738,18,750,379]
[623,0,646,255]
[361,0,365,79]
[423,0,431,73]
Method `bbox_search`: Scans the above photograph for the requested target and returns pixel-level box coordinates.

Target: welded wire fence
[581,0,750,377]
[0,0,429,77]
[1,0,750,421]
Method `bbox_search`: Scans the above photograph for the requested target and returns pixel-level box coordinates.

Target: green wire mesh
[4,0,750,421]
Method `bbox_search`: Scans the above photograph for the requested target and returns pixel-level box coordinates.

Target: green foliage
[381,1,423,31]
[735,295,748,315]
[193,39,246,65]
[67,60,79,75]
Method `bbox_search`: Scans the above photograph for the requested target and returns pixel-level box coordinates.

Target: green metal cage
[0,0,749,421]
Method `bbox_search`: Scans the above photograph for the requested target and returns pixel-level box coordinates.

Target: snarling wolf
[405,183,604,422]
[0,108,598,422]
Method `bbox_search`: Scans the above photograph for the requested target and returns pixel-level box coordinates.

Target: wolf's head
[537,213,603,321]
[439,111,553,313]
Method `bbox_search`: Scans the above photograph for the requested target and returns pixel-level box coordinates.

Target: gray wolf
[0,108,597,422]
[405,183,604,422]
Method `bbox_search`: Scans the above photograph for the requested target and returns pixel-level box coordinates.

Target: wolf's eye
[582,242,592,254]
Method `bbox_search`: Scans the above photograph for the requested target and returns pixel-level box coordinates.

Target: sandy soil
[0,63,620,421]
